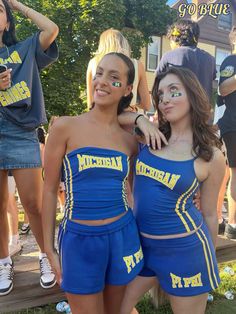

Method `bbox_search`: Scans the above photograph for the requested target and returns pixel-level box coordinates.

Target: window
[147,36,161,71]
[215,48,231,79]
[218,12,232,31]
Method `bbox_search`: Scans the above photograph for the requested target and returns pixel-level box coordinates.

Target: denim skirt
[0,112,41,169]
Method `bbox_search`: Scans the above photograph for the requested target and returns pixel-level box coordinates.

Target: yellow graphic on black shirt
[136,159,180,190]
[0,51,22,65]
[0,51,31,107]
[0,81,31,107]
[77,154,123,172]
[220,66,234,78]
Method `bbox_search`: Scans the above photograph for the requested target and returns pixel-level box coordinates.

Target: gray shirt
[0,32,58,130]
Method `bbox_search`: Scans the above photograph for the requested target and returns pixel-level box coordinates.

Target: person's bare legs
[217,165,229,221]
[169,292,208,314]
[120,276,157,314]
[12,168,44,251]
[24,212,29,224]
[7,177,22,256]
[104,284,126,314]
[0,170,9,258]
[66,292,104,314]
[13,168,56,288]
[227,167,236,225]
[7,194,19,240]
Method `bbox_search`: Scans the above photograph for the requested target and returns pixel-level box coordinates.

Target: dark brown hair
[2,0,18,46]
[152,67,221,161]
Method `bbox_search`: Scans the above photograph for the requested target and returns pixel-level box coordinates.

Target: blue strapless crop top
[134,145,203,235]
[62,147,130,220]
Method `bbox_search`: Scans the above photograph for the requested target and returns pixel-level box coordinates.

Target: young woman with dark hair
[0,0,59,296]
[42,53,145,314]
[121,67,225,314]
[86,28,151,112]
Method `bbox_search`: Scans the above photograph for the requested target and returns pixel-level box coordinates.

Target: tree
[15,0,176,119]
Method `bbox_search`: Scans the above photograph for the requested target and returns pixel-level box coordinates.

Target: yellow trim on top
[174,178,198,232]
[64,155,74,220]
[183,182,200,230]
[62,159,69,229]
[122,156,130,211]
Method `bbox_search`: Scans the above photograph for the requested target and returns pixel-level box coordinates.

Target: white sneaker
[0,263,14,296]
[20,223,30,235]
[9,242,22,257]
[39,257,56,289]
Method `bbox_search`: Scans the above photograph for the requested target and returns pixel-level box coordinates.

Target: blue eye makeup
[112,82,122,87]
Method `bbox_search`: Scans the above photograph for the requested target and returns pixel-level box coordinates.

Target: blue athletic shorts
[139,222,220,296]
[58,210,144,295]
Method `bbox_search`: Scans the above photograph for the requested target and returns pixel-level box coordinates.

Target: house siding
[141,0,234,92]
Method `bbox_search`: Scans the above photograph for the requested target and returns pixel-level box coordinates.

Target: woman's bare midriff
[71,212,127,226]
[140,222,202,239]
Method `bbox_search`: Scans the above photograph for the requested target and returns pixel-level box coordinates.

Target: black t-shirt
[156,46,216,101]
[218,54,236,135]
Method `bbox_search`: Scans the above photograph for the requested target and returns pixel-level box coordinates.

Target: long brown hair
[2,0,18,46]
[152,67,221,161]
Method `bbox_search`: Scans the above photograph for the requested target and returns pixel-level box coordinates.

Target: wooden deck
[0,256,65,313]
[215,235,236,263]
[0,236,235,313]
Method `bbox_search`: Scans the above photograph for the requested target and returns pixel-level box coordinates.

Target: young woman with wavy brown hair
[121,67,225,314]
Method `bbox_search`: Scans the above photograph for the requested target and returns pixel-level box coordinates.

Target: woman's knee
[23,198,41,215]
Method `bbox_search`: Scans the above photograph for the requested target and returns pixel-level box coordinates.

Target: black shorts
[222,132,236,167]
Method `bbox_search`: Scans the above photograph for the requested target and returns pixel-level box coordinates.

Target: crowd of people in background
[0,1,236,314]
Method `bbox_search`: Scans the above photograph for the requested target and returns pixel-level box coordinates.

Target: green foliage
[14,0,175,120]
[123,0,177,58]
